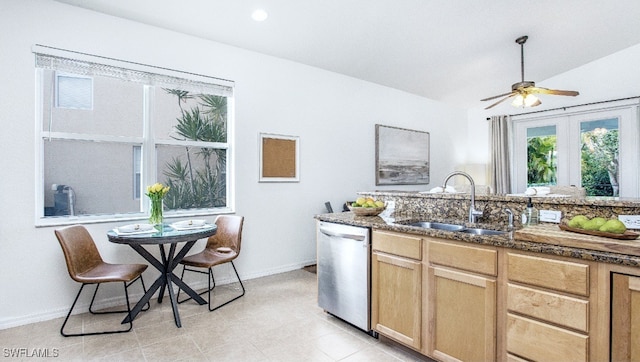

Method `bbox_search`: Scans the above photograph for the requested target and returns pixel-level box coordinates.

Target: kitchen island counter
[314,212,640,268]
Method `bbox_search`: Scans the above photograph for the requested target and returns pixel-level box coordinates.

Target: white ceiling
[54,0,640,109]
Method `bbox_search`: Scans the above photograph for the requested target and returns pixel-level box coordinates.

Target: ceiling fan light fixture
[251,9,268,21]
[511,94,523,107]
[481,35,579,110]
[511,93,540,108]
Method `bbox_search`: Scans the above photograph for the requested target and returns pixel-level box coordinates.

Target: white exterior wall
[0,0,467,328]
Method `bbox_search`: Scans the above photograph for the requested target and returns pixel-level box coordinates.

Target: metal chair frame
[177,261,245,311]
[60,275,149,337]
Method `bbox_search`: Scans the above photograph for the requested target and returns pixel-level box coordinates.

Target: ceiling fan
[481,35,579,110]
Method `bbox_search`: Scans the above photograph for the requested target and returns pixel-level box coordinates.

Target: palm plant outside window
[523,118,621,197]
[34,46,234,225]
[161,90,228,209]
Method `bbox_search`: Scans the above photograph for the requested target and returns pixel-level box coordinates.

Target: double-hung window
[34,46,235,225]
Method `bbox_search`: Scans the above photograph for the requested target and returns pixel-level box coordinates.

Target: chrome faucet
[442,171,483,223]
[504,208,514,231]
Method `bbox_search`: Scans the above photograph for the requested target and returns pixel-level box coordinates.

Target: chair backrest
[206,215,244,253]
[54,225,104,282]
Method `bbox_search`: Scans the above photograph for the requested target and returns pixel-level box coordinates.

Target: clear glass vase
[149,198,164,226]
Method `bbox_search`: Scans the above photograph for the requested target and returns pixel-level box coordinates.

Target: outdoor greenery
[527,128,619,196]
[581,129,619,196]
[527,135,557,186]
[162,89,227,209]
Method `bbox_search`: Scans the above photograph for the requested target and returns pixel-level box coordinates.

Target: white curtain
[489,115,511,194]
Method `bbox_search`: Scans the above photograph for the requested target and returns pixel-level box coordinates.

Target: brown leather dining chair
[178,215,245,311]
[55,225,148,337]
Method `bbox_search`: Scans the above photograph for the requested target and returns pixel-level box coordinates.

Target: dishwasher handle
[319,226,366,241]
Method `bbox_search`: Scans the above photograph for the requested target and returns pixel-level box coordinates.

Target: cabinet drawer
[372,230,422,260]
[507,253,589,296]
[429,239,497,276]
[507,314,588,362]
[507,283,589,332]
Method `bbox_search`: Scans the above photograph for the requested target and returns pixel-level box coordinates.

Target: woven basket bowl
[347,204,385,216]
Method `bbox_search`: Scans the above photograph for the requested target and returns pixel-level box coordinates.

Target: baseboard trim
[0,259,316,330]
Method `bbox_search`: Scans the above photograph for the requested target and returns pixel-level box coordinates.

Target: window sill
[35,207,234,228]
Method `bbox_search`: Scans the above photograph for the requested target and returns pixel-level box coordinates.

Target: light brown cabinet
[505,251,592,362]
[611,273,640,361]
[371,230,422,350]
[427,239,497,362]
[369,228,639,361]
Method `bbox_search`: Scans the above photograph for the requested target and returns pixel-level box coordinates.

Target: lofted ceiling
[54,0,640,109]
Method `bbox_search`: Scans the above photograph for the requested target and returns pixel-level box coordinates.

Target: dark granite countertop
[314,212,640,268]
[359,190,640,208]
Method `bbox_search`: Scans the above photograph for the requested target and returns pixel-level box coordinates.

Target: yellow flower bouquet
[146,183,170,225]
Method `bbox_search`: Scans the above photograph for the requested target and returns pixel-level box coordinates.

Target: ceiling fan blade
[481,36,580,109]
[481,91,516,102]
[484,93,516,110]
[527,87,579,96]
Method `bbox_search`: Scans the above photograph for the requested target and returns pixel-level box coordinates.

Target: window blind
[33,44,233,97]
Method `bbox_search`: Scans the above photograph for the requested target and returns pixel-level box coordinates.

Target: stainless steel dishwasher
[317,221,375,335]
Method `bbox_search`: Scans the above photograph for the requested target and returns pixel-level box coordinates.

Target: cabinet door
[371,251,421,350]
[429,266,496,362]
[612,273,640,362]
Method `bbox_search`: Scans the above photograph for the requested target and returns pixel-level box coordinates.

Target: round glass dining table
[107,223,217,328]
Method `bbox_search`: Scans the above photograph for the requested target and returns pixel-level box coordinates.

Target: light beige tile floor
[0,269,432,361]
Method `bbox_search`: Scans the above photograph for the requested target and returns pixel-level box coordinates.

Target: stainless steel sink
[405,221,466,232]
[400,221,506,236]
[458,228,506,236]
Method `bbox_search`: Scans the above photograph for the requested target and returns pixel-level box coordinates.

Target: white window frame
[511,99,640,197]
[34,45,236,226]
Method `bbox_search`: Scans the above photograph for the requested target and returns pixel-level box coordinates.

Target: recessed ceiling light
[252,9,268,22]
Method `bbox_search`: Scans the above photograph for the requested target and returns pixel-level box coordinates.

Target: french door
[512,101,639,197]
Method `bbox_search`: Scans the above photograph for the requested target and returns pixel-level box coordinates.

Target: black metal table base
[122,241,206,327]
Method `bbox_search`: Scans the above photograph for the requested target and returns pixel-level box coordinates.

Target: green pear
[583,217,607,231]
[599,219,627,234]
[568,215,589,229]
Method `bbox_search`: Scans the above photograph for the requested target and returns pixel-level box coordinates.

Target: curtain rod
[485,95,640,120]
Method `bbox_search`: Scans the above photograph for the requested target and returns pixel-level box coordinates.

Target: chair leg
[60,282,134,337]
[178,263,245,311]
[88,275,149,314]
[207,261,245,312]
[177,266,213,304]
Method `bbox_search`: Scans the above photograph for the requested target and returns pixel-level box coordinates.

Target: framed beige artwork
[259,133,300,182]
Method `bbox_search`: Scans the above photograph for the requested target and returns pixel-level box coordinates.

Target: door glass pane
[580,118,619,196]
[526,126,557,187]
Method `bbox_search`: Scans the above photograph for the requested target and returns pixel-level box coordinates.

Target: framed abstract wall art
[375,124,430,185]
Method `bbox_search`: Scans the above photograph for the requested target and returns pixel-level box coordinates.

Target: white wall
[0,0,467,328]
[465,42,640,183]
